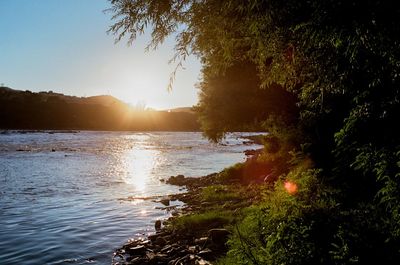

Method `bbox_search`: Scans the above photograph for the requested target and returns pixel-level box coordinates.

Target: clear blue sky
[0,0,201,110]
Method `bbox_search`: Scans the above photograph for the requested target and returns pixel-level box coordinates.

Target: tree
[196,60,298,141]
[108,0,400,263]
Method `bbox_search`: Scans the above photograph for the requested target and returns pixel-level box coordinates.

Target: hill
[0,86,200,131]
[164,107,194,113]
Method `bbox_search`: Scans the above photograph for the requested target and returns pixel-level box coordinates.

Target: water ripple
[0,131,263,264]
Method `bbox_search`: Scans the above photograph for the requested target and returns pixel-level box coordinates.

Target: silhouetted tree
[108,1,400,263]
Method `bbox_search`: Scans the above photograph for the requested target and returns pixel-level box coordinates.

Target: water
[0,131,262,264]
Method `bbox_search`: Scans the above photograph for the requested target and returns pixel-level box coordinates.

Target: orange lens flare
[284,181,298,194]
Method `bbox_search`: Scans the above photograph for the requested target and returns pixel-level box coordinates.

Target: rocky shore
[112,143,265,265]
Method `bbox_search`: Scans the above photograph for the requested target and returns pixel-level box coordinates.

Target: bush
[218,165,400,265]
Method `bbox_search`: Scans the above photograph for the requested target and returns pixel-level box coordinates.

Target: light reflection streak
[120,148,159,192]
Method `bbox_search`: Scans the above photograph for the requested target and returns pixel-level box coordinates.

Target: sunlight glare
[284,181,298,195]
[140,209,147,216]
[121,146,159,192]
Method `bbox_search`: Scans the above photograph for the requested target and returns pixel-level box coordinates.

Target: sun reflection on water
[119,146,160,193]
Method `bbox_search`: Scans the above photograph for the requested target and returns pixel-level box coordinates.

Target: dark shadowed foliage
[108,0,400,263]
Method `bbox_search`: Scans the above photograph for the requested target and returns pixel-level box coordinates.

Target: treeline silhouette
[0,86,199,131]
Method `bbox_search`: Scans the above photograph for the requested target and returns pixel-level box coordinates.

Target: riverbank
[112,143,267,265]
[1,131,263,264]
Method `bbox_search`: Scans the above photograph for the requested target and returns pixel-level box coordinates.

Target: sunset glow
[0,0,200,110]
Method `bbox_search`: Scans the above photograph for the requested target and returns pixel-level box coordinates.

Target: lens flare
[284,181,298,194]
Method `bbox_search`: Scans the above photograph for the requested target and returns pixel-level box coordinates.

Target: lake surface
[0,131,262,264]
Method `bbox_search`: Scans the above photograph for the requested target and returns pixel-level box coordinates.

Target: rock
[194,237,208,246]
[160,244,173,253]
[171,211,180,217]
[166,174,186,186]
[208,229,230,247]
[165,247,180,256]
[148,231,167,242]
[176,174,185,180]
[197,248,213,260]
[188,245,197,253]
[173,254,191,265]
[155,236,167,246]
[155,220,162,230]
[244,148,263,157]
[126,245,146,256]
[146,252,156,260]
[154,253,168,262]
[244,149,257,156]
[128,256,146,264]
[148,234,158,242]
[160,198,170,206]
[195,258,212,265]
[168,259,177,265]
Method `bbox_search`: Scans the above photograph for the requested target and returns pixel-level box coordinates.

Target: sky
[0,0,201,110]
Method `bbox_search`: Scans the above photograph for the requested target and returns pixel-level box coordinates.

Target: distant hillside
[165,107,194,113]
[0,86,200,131]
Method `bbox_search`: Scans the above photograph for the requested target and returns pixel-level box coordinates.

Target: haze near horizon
[0,0,201,110]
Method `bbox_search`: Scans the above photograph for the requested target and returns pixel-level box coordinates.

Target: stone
[160,244,173,253]
[126,245,146,256]
[173,254,191,265]
[155,236,167,246]
[128,256,146,264]
[146,252,156,260]
[188,245,197,253]
[166,174,186,186]
[244,149,256,156]
[194,237,208,246]
[160,198,170,206]
[195,258,212,265]
[148,234,158,242]
[208,228,230,247]
[154,253,168,261]
[197,248,213,260]
[155,220,162,230]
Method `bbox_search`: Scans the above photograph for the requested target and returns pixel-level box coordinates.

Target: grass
[170,210,234,233]
[201,185,242,202]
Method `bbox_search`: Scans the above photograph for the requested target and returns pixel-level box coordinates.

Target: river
[0,131,262,264]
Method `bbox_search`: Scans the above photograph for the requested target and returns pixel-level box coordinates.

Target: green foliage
[219,169,335,265]
[220,168,400,265]
[196,61,298,142]
[201,185,241,203]
[109,0,400,263]
[218,163,245,182]
[170,210,233,234]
